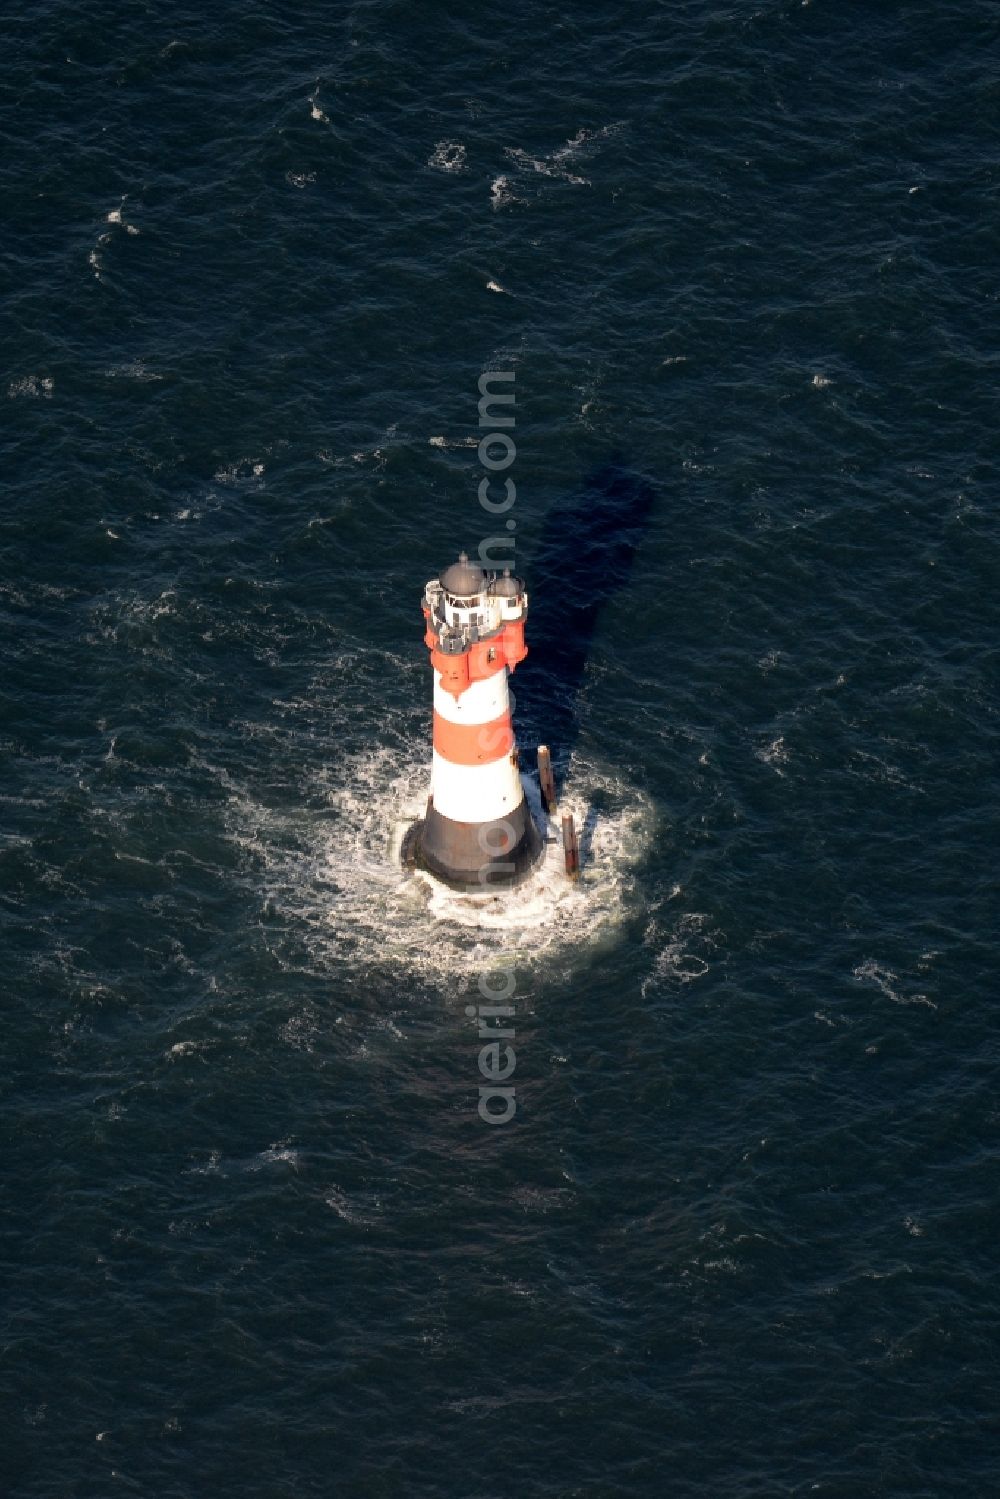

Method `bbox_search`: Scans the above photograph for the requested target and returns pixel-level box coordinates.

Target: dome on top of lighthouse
[440,552,485,598]
[490,568,522,598]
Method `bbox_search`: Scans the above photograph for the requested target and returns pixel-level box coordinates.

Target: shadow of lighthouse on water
[517,457,657,829]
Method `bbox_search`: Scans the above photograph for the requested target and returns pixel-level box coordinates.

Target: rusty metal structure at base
[537,743,557,815]
[561,813,580,879]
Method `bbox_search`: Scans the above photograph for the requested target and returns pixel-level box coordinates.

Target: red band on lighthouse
[433,709,514,766]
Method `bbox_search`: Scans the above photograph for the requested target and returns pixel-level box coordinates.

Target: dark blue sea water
[3,2,998,1495]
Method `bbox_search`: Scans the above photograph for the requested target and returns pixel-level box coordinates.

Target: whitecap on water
[7,375,53,399]
[88,200,139,279]
[256,1143,301,1169]
[187,1144,301,1175]
[103,360,163,382]
[853,959,936,1009]
[308,84,329,124]
[107,198,139,235]
[756,733,790,774]
[428,140,467,172]
[325,1184,382,1226]
[504,145,590,186]
[166,1040,214,1061]
[490,174,516,210]
[502,122,626,189]
[213,458,266,484]
[641,910,714,993]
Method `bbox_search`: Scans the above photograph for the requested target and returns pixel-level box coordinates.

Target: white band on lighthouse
[433,673,507,726]
[430,751,523,824]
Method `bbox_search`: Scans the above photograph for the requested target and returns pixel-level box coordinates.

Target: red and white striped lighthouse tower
[403,552,542,890]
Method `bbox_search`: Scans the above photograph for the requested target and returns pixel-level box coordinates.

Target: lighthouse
[402,552,543,891]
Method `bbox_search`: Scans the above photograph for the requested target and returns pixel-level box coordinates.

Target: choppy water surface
[3,2,998,1495]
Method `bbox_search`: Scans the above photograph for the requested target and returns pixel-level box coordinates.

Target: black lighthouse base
[401,797,542,892]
